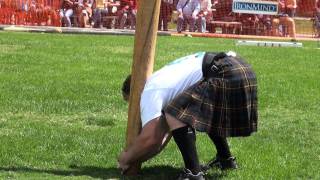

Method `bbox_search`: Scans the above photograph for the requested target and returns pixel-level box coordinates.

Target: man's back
[140,52,205,126]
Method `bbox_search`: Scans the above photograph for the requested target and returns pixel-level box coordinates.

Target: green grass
[0,31,319,179]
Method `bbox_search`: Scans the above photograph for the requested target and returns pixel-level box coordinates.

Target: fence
[0,0,61,26]
[0,0,319,40]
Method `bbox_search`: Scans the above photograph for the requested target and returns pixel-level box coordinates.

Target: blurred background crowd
[0,0,319,38]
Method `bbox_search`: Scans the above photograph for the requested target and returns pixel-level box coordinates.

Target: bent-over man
[118,51,258,180]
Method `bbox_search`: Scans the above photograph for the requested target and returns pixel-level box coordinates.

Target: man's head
[122,75,131,102]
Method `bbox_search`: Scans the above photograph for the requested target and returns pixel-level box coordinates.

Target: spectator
[92,0,107,28]
[106,0,120,28]
[272,0,296,40]
[118,0,136,29]
[60,0,74,27]
[209,0,236,34]
[256,14,272,36]
[158,0,173,31]
[239,13,258,35]
[176,0,200,33]
[196,0,212,33]
[280,0,297,18]
[316,0,320,37]
[75,0,93,27]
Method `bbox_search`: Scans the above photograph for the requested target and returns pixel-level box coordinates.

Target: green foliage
[0,31,319,179]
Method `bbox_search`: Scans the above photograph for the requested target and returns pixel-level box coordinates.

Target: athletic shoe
[177,168,205,180]
[201,156,238,172]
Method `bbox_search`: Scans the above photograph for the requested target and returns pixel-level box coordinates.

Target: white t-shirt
[140,52,205,127]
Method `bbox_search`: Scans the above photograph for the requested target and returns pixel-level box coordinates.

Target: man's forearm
[123,134,158,165]
[119,117,170,169]
[135,133,172,163]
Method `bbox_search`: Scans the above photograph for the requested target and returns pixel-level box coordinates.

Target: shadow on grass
[0,165,225,179]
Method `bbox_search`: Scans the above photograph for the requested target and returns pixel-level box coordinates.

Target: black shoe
[201,156,238,172]
[177,168,205,180]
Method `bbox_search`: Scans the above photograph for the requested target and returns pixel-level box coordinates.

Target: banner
[232,0,278,15]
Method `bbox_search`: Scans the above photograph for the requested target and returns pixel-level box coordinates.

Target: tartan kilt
[164,56,258,137]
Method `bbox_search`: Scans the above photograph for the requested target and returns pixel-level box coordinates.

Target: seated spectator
[272,16,296,39]
[210,0,237,34]
[158,0,173,31]
[238,13,258,35]
[75,0,93,27]
[105,0,120,28]
[92,0,119,28]
[176,0,200,33]
[316,0,320,37]
[256,14,272,36]
[272,0,297,40]
[196,0,212,33]
[118,0,136,29]
[60,0,74,27]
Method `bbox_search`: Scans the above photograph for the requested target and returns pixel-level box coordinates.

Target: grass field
[0,31,319,179]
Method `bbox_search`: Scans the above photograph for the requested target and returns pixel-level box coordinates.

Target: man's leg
[189,16,196,32]
[208,134,231,159]
[129,11,136,29]
[65,9,73,27]
[203,133,238,171]
[119,12,127,29]
[177,16,184,33]
[165,113,201,175]
[158,16,163,30]
[92,8,101,28]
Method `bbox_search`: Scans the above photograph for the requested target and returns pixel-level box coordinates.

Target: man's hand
[117,151,131,174]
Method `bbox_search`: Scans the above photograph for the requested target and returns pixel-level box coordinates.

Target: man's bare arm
[118,117,170,171]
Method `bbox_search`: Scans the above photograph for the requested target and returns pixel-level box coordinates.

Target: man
[196,0,212,33]
[73,0,93,27]
[158,0,173,31]
[60,0,74,27]
[93,0,119,28]
[272,0,297,40]
[118,52,258,179]
[176,0,200,33]
[118,0,136,29]
[92,0,107,28]
[280,0,297,18]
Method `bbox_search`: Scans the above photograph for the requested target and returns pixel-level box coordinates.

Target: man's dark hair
[122,75,131,96]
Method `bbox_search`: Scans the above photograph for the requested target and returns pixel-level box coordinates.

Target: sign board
[232,0,278,15]
[236,40,303,48]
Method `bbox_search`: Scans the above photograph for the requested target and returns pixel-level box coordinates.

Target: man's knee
[164,113,187,131]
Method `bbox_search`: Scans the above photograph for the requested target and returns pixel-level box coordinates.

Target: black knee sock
[172,126,200,174]
[208,134,232,159]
